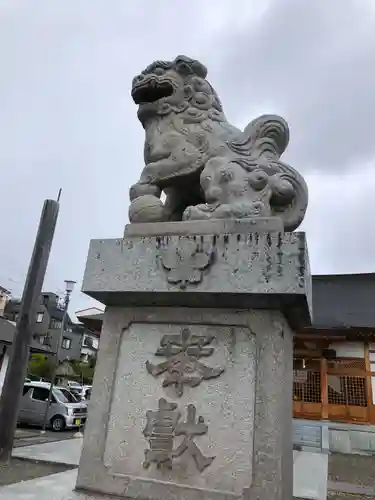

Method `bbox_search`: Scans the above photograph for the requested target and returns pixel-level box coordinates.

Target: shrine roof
[310,273,375,330]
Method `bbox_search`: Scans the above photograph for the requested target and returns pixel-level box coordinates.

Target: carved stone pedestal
[77,219,312,500]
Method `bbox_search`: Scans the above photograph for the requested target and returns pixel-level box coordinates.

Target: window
[42,335,51,346]
[36,312,44,323]
[61,337,71,349]
[293,359,321,404]
[83,336,93,347]
[54,388,78,403]
[50,318,62,329]
[31,387,50,401]
[80,353,89,363]
[327,376,367,407]
[327,359,368,408]
[23,386,32,396]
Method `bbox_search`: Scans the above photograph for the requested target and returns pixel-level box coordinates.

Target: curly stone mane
[133,55,227,126]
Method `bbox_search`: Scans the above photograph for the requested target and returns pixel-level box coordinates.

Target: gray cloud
[213,0,375,172]
[302,165,375,272]
[0,1,374,315]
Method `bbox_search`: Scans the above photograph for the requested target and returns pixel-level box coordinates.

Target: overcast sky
[1,0,375,317]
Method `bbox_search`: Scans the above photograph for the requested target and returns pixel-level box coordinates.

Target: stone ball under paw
[128,195,165,223]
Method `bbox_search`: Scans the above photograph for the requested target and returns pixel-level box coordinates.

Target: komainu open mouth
[132,80,174,104]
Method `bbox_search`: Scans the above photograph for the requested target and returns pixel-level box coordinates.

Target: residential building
[75,307,103,335]
[0,317,51,396]
[4,292,82,362]
[0,285,11,316]
[74,322,99,363]
[76,308,103,362]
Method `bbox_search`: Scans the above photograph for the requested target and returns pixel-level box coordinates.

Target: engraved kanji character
[173,404,214,472]
[143,398,180,470]
[146,327,224,397]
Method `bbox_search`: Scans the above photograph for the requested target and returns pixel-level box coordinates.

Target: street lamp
[64,280,76,294]
[41,280,76,434]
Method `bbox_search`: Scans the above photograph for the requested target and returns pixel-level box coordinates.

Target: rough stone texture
[243,310,294,500]
[128,55,308,231]
[82,230,311,329]
[75,307,295,500]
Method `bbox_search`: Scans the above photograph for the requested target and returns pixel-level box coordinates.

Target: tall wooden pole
[0,198,59,462]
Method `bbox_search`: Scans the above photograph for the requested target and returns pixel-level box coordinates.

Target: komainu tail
[227,114,308,232]
[228,114,289,160]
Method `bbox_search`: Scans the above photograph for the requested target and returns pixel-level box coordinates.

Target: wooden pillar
[321,357,328,419]
[0,199,59,463]
[364,342,374,422]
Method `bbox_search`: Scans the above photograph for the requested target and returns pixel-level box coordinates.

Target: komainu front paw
[129,183,161,201]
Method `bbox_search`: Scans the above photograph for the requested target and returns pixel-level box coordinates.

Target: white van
[18,381,88,431]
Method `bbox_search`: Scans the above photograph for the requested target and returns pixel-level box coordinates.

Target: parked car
[70,385,92,401]
[81,385,92,401]
[66,380,81,390]
[27,374,44,382]
[18,381,88,431]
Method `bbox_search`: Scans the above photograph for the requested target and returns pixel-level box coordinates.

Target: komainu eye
[220,170,233,182]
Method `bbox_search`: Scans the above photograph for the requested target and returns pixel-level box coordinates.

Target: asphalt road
[14,427,78,448]
[0,458,76,486]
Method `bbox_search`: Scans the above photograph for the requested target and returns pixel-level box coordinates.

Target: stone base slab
[82,226,311,329]
[124,217,284,237]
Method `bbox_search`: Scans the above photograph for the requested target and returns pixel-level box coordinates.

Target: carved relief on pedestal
[158,239,215,289]
[146,327,224,397]
[143,397,214,472]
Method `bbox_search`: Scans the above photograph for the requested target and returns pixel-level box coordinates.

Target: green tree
[67,357,96,384]
[28,354,54,380]
[79,363,95,384]
[88,355,97,369]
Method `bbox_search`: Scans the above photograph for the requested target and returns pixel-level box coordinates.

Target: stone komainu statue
[129,55,308,231]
